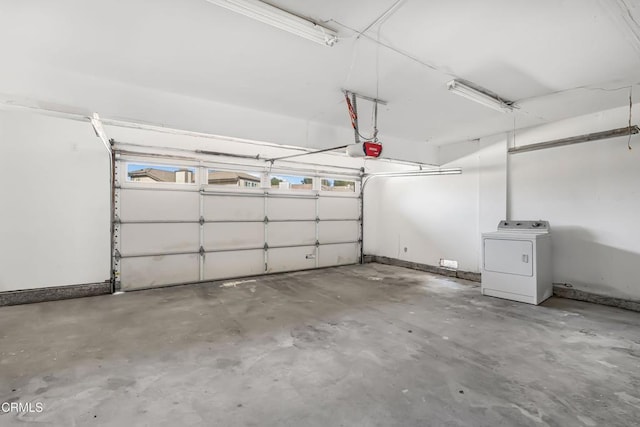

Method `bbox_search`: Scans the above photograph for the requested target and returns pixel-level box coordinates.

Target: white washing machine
[481,220,552,305]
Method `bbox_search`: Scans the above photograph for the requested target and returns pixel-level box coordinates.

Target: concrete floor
[1,264,639,426]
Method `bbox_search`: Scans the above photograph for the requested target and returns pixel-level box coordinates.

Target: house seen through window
[269,175,314,191]
[208,169,261,188]
[127,164,196,184]
[321,178,355,192]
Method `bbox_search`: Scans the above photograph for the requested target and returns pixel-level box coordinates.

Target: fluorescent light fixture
[447,80,514,113]
[204,0,338,46]
[365,168,462,177]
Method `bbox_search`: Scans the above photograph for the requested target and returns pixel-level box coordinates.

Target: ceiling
[1,0,639,148]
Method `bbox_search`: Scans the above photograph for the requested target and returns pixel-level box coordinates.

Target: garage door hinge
[315,240,320,247]
[199,246,205,256]
[263,243,269,250]
[199,216,205,225]
[263,216,269,223]
[114,249,121,260]
[315,217,320,222]
[113,216,121,225]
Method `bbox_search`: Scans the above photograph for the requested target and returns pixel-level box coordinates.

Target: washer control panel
[497,220,550,231]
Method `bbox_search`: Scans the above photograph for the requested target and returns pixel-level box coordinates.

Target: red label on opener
[363,141,382,158]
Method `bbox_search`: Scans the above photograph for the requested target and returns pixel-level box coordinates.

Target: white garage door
[113,155,361,291]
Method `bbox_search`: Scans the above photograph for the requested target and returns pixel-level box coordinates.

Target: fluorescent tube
[447,80,514,112]
[205,0,338,46]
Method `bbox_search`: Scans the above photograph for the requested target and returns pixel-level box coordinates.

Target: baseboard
[552,286,640,312]
[0,282,111,307]
[364,255,482,283]
[363,255,640,313]
[4,267,637,313]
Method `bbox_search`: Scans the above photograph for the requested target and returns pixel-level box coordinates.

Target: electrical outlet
[440,259,458,269]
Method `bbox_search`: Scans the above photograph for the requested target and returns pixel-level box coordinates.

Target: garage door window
[207,169,261,188]
[321,178,356,192]
[270,174,314,191]
[127,164,196,184]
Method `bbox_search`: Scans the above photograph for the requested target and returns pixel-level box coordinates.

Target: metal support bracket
[342,89,388,106]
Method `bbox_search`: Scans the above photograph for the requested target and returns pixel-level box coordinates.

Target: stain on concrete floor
[0,263,639,426]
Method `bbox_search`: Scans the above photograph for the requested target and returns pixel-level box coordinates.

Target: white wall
[365,104,640,302]
[4,97,636,301]
[0,64,439,165]
[0,109,111,291]
[509,105,640,301]
[0,105,419,293]
[364,136,507,272]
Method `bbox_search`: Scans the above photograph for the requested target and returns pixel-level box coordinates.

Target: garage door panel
[318,221,358,243]
[117,158,361,289]
[318,197,359,220]
[204,250,264,281]
[120,223,199,255]
[120,254,200,290]
[203,195,264,221]
[204,222,264,250]
[268,222,315,246]
[120,189,199,221]
[268,246,316,273]
[269,198,315,220]
[319,243,359,267]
